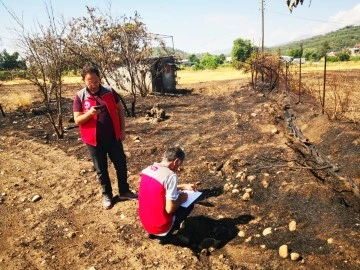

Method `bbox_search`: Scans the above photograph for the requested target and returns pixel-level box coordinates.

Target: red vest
[138,164,174,234]
[76,85,121,146]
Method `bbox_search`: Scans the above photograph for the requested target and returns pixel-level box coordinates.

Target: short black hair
[81,65,100,79]
[163,146,185,162]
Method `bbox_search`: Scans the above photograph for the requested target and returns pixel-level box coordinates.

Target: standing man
[73,65,137,210]
[138,146,197,240]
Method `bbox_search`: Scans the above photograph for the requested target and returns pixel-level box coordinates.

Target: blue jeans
[87,139,129,198]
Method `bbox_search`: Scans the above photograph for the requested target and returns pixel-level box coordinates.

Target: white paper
[180,190,202,207]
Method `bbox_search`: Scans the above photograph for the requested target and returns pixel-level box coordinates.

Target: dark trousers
[167,203,195,236]
[87,139,129,198]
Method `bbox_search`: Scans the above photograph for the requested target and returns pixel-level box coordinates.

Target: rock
[327,238,334,244]
[251,113,257,117]
[238,231,245,237]
[260,244,266,249]
[67,232,76,238]
[247,175,256,182]
[88,267,97,270]
[245,188,253,194]
[79,169,87,176]
[1,192,6,196]
[223,183,231,192]
[31,194,42,202]
[289,220,297,231]
[279,245,289,258]
[245,236,252,242]
[242,192,251,201]
[261,180,269,188]
[290,252,300,261]
[232,189,240,194]
[271,128,279,135]
[262,227,272,236]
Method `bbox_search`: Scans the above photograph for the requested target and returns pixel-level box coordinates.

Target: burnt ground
[0,76,359,270]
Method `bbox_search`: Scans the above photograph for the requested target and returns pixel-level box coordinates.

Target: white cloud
[310,4,360,37]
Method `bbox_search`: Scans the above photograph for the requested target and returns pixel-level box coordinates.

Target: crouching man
[138,146,197,241]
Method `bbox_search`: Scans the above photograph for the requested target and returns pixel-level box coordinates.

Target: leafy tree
[0,50,26,70]
[320,41,331,57]
[286,47,303,58]
[215,54,226,65]
[188,54,200,64]
[337,49,350,61]
[303,48,320,61]
[199,53,218,69]
[231,38,253,63]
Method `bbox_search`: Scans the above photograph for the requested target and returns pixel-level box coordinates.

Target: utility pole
[261,0,264,53]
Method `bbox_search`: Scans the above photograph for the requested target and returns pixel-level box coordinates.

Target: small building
[151,56,177,93]
[292,57,306,64]
[109,56,177,95]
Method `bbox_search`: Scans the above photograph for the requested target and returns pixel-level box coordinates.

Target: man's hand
[178,192,188,203]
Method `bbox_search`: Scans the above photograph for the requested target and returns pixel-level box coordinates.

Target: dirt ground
[0,75,359,270]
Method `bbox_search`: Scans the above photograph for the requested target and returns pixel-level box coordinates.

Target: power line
[267,9,350,25]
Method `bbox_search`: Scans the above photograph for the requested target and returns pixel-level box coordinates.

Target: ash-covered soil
[0,78,359,270]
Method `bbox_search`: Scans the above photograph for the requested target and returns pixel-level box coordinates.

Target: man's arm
[116,101,126,141]
[165,192,188,214]
[74,108,99,125]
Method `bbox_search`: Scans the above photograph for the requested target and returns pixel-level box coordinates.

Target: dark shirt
[73,85,121,143]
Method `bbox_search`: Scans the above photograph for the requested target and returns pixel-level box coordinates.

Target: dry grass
[177,67,250,84]
[1,92,33,111]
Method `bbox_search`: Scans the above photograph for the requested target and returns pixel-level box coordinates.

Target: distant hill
[268,25,360,53]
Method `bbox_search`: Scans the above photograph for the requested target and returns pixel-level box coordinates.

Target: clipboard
[180,190,202,207]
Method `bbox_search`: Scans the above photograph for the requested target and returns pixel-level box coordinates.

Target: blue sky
[1,0,360,54]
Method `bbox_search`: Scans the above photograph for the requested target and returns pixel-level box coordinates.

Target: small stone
[242,192,250,201]
[247,175,256,182]
[238,231,245,237]
[218,254,225,259]
[67,232,76,238]
[271,128,279,135]
[88,267,96,270]
[327,238,334,244]
[31,195,42,202]
[232,189,240,194]
[245,188,253,194]
[261,180,269,188]
[1,192,6,196]
[279,245,289,258]
[245,236,252,242]
[290,252,300,261]
[260,245,266,249]
[262,227,272,236]
[289,220,297,231]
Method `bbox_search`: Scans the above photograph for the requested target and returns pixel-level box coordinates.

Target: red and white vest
[76,85,121,146]
[138,164,175,234]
